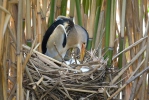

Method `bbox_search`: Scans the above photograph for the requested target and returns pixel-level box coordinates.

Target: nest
[22,45,116,100]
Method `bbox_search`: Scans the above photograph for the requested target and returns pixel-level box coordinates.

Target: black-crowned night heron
[42,16,89,62]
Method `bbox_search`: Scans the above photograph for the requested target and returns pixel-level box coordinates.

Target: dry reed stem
[95,11,104,49]
[59,79,72,99]
[108,67,149,100]
[115,58,145,85]
[0,6,11,35]
[0,1,8,100]
[8,0,18,4]
[25,66,40,99]
[22,44,81,72]
[16,0,23,99]
[133,16,149,98]
[37,0,42,52]
[26,90,29,100]
[2,30,9,100]
[109,0,116,48]
[126,19,136,70]
[39,81,59,100]
[58,88,73,100]
[26,0,32,41]
[8,25,17,45]
[42,0,47,16]
[87,0,96,38]
[22,35,37,73]
[32,9,37,40]
[112,36,148,60]
[22,43,107,99]
[110,45,146,85]
[140,27,149,100]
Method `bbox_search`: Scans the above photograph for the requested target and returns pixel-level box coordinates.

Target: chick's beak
[80,43,86,62]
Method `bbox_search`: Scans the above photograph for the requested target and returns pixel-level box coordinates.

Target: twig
[58,88,73,100]
[108,67,149,100]
[25,66,40,99]
[110,45,146,85]
[26,90,30,100]
[58,87,103,93]
[53,42,65,62]
[39,81,59,100]
[22,44,81,72]
[33,76,43,89]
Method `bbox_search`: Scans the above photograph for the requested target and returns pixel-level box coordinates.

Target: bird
[42,16,74,54]
[42,16,89,62]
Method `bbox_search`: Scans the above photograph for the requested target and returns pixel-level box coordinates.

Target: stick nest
[23,48,112,100]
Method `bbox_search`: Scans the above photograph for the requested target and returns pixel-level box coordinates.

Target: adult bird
[42,16,74,54]
[42,16,89,62]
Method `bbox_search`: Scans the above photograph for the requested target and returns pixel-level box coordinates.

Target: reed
[0,0,148,99]
[48,0,56,27]
[75,0,82,26]
[105,0,111,52]
[16,0,23,99]
[26,0,32,46]
[55,0,62,18]
[92,6,101,49]
[118,0,126,68]
[69,0,75,18]
[0,0,8,100]
[61,0,67,16]
[108,0,116,66]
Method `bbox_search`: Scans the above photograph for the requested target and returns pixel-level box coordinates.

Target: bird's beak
[80,43,85,62]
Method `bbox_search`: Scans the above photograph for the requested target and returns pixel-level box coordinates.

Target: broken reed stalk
[16,0,23,100]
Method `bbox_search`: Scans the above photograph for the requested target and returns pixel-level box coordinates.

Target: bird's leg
[53,42,65,63]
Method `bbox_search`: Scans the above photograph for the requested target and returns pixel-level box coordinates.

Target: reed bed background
[0,0,149,100]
